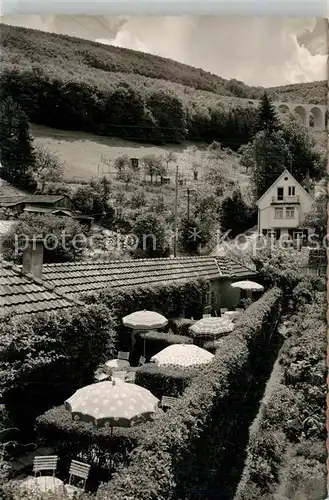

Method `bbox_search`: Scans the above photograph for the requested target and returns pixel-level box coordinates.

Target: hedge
[35,405,153,485]
[0,305,117,434]
[95,287,282,500]
[234,291,326,500]
[81,279,208,323]
[135,363,197,399]
[135,330,193,363]
[169,318,196,337]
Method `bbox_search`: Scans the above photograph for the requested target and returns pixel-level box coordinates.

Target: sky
[1,15,327,86]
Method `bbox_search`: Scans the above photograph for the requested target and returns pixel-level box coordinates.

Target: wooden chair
[160,396,178,409]
[33,455,58,478]
[220,308,228,315]
[65,459,91,497]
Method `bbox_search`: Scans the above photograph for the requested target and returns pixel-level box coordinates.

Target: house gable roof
[0,261,81,317]
[40,256,257,299]
[256,169,314,206]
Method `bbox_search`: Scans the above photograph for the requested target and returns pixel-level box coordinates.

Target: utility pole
[173,165,179,257]
[187,188,190,221]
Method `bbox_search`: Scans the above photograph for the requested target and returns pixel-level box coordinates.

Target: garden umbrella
[122,310,168,330]
[231,280,264,292]
[65,381,159,474]
[150,344,214,368]
[189,317,235,339]
[64,381,159,428]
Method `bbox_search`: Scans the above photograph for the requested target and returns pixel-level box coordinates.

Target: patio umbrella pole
[109,425,113,477]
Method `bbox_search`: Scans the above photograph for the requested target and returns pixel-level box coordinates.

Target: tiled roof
[40,256,257,298]
[0,195,66,207]
[0,261,81,317]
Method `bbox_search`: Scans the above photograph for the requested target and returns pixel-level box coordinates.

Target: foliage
[2,213,87,263]
[95,288,282,500]
[219,188,257,237]
[136,331,193,362]
[303,189,328,240]
[169,318,196,337]
[131,212,170,258]
[135,363,196,399]
[33,144,64,191]
[81,279,208,323]
[0,96,36,190]
[256,92,280,133]
[179,216,214,255]
[35,405,147,472]
[234,292,326,500]
[0,305,117,431]
[72,177,114,222]
[242,119,325,200]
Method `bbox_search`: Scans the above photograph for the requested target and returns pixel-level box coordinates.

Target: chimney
[22,238,44,279]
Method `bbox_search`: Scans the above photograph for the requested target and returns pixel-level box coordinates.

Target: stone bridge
[237,98,327,131]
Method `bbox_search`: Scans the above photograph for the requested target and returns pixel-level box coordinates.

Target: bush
[96,287,282,500]
[136,330,193,362]
[234,292,326,499]
[82,279,208,323]
[169,318,196,337]
[0,305,117,433]
[35,406,148,476]
[135,363,196,399]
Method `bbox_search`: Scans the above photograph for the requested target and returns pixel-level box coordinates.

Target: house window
[274,208,283,219]
[277,187,284,200]
[286,207,295,219]
[288,186,295,196]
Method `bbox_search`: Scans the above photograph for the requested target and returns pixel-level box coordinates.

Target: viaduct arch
[238,98,327,131]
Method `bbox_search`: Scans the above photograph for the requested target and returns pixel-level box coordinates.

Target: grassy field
[30,123,249,188]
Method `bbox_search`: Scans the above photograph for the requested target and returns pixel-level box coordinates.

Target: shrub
[35,406,148,475]
[135,363,197,399]
[169,318,196,337]
[82,279,208,322]
[136,330,193,362]
[96,287,282,500]
[0,305,117,433]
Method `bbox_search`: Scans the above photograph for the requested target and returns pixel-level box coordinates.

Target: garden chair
[138,355,146,366]
[235,307,244,313]
[113,371,125,382]
[65,459,91,498]
[33,455,58,478]
[220,308,228,315]
[117,351,130,361]
[160,396,178,410]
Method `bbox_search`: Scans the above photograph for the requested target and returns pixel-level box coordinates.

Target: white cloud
[1,15,326,86]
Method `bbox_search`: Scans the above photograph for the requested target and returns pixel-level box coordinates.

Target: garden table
[18,475,65,494]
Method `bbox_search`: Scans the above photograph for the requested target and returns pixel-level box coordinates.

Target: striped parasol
[122,310,168,330]
[150,344,214,368]
[189,317,235,339]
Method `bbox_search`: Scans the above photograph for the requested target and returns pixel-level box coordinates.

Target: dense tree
[179,216,213,255]
[132,212,170,258]
[303,188,327,240]
[0,97,36,189]
[72,178,114,222]
[2,213,87,263]
[219,189,257,238]
[257,92,280,133]
[114,154,130,179]
[33,144,64,191]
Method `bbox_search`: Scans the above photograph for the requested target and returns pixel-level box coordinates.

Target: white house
[256,169,314,243]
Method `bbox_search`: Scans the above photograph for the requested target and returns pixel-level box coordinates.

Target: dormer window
[288,186,295,196]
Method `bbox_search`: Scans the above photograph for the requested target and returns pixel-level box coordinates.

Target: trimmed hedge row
[95,287,282,500]
[169,318,196,337]
[35,405,152,477]
[0,305,117,434]
[81,279,208,322]
[135,330,193,363]
[234,292,326,500]
[135,363,197,399]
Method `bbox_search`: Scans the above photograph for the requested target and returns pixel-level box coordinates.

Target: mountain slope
[0,23,326,104]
